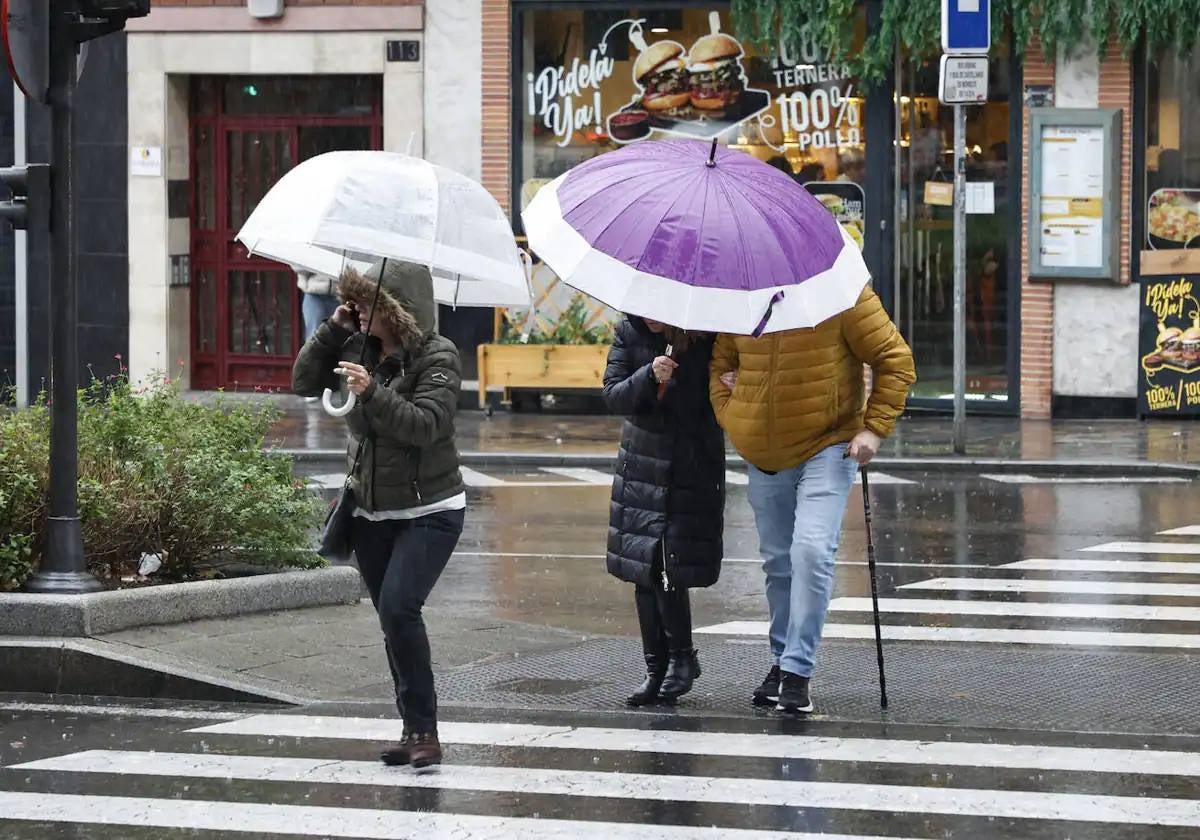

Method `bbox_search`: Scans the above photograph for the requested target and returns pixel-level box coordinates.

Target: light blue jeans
[747,443,857,678]
[302,293,339,341]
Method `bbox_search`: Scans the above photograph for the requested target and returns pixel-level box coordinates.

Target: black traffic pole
[24,2,99,593]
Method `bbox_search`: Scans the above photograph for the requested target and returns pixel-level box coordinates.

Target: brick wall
[1019,37,1055,418]
[1098,49,1133,286]
[480,0,511,213]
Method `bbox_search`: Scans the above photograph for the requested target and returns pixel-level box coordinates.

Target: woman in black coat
[603,316,725,705]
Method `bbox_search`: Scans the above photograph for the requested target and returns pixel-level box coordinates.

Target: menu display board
[1138,273,1200,416]
[1028,110,1121,281]
[1038,126,1104,268]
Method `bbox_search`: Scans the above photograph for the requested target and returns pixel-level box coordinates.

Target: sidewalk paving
[224,392,1200,469]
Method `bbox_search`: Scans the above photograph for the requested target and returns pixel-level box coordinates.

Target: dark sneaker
[752,665,781,707]
[776,671,813,714]
[409,731,442,772]
[379,730,414,766]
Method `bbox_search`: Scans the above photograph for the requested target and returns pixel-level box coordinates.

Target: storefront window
[514,5,868,233]
[1145,46,1200,249]
[894,47,1013,404]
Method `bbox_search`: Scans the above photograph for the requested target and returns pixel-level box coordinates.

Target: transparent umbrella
[236,151,531,415]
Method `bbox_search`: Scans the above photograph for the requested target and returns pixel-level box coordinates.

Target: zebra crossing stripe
[539,467,613,485]
[1082,541,1200,556]
[828,597,1200,622]
[694,621,1200,649]
[189,715,1200,776]
[980,474,1189,484]
[13,750,1200,827]
[726,471,911,486]
[902,578,1200,597]
[0,791,831,840]
[1004,558,1200,575]
[458,466,508,487]
[1160,525,1200,536]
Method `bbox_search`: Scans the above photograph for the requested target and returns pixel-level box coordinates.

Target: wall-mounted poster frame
[1028,107,1122,281]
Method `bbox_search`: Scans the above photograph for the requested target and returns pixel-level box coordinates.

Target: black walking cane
[860,466,889,710]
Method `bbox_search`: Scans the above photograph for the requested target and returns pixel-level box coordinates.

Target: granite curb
[0,567,365,637]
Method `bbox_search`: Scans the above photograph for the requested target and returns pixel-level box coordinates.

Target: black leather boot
[628,586,669,706]
[659,649,701,701]
[627,652,668,706]
[658,586,700,701]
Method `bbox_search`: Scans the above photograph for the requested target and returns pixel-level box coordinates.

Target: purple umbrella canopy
[522,139,870,335]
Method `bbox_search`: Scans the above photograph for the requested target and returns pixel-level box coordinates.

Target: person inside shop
[602,315,726,707]
[293,259,466,771]
[835,150,866,185]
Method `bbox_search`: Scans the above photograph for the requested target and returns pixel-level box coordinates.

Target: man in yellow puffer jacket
[710,285,915,714]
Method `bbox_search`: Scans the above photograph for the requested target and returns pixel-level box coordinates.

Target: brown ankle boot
[380,730,414,766]
[409,731,442,770]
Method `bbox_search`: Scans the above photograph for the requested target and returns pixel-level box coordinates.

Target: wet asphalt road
[298,463,1200,642]
[4,468,1200,838]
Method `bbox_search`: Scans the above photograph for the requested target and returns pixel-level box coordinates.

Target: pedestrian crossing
[698,524,1200,653]
[4,709,1199,837]
[309,467,913,490]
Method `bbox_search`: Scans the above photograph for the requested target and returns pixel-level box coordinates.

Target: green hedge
[0,374,322,591]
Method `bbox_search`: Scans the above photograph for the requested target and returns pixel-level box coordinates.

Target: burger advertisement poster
[1139,274,1200,415]
[607,12,771,144]
[523,10,864,159]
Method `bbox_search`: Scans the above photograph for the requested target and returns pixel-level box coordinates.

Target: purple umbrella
[522,139,870,335]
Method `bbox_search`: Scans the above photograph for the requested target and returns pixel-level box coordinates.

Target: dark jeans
[352,509,464,733]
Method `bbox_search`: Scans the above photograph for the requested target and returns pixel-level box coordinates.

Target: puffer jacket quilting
[604,319,725,590]
[709,286,915,473]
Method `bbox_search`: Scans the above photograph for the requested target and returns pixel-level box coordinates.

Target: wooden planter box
[476,343,610,410]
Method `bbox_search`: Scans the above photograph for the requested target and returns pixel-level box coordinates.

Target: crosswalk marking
[902,577,1200,597]
[457,466,508,487]
[1004,558,1200,575]
[1161,525,1200,536]
[190,714,1200,776]
[14,750,1200,827]
[540,466,614,484]
[695,620,1200,649]
[725,469,749,485]
[981,474,1190,484]
[0,792,821,840]
[828,596,1200,622]
[1082,541,1200,555]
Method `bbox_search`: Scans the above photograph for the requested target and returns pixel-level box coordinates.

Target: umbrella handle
[322,388,357,417]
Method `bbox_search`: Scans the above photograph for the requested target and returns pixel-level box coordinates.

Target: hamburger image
[633,40,691,116]
[687,32,745,118]
[1158,324,1185,366]
[1182,325,1200,368]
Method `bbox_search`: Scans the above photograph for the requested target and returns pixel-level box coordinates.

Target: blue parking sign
[941,0,990,53]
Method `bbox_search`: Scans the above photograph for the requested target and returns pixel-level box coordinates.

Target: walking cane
[860,466,889,710]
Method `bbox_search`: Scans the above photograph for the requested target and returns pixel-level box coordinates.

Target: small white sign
[130,146,162,177]
[966,181,995,214]
[938,54,989,104]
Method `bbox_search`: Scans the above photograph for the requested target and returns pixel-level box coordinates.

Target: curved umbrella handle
[322,387,357,417]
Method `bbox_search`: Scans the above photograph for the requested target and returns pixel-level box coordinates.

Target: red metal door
[189,77,382,390]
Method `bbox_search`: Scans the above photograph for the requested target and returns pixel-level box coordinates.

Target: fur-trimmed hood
[338,259,435,353]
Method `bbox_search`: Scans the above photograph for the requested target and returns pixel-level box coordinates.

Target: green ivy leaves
[735,0,1200,88]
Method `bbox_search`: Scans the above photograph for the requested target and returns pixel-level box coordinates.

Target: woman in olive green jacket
[293,259,465,770]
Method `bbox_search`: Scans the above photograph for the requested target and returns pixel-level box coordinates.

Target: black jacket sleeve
[602,323,657,416]
[361,341,461,447]
[292,321,353,397]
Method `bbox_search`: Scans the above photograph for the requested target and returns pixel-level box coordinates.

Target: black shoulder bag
[318,432,369,564]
